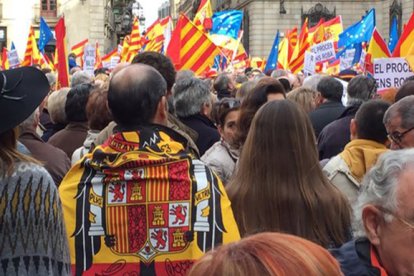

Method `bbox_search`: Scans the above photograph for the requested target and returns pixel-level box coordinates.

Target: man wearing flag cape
[59,64,240,275]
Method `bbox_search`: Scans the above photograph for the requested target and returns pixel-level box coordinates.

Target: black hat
[0,67,50,134]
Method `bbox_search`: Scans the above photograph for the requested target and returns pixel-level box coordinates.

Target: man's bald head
[108,64,167,128]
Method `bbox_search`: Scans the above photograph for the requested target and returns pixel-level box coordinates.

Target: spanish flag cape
[59,124,240,276]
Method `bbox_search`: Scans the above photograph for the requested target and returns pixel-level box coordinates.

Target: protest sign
[303,52,316,76]
[83,44,96,76]
[340,48,355,71]
[7,49,19,69]
[311,40,336,63]
[374,58,414,90]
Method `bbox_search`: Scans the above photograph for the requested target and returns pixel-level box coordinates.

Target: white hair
[354,149,414,237]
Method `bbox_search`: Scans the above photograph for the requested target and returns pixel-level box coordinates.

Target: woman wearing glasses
[201,98,241,185]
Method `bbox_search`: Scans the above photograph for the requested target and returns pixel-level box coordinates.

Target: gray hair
[19,108,39,130]
[346,75,376,106]
[176,69,195,82]
[302,74,324,91]
[383,95,414,128]
[354,149,414,237]
[173,77,211,118]
[270,69,288,78]
[213,73,231,92]
[48,87,70,124]
[45,73,56,88]
[71,71,93,87]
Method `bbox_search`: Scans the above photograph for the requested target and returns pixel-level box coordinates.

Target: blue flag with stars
[389,16,399,54]
[211,10,243,40]
[38,17,54,52]
[338,9,375,49]
[264,31,280,73]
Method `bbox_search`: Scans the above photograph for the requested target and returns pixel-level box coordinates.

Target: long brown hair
[227,100,351,247]
[188,232,342,276]
[0,129,40,177]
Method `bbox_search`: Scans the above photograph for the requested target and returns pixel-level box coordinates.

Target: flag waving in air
[38,17,54,52]
[338,9,375,49]
[264,31,280,73]
[193,0,213,30]
[388,16,399,53]
[166,13,220,76]
[392,11,414,57]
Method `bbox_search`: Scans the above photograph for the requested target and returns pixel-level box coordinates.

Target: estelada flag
[166,13,220,76]
[59,125,240,275]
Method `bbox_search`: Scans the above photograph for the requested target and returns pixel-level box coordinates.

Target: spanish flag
[193,0,213,30]
[21,26,41,66]
[101,48,119,65]
[71,39,88,58]
[166,14,220,76]
[55,17,70,88]
[392,11,414,57]
[59,126,240,275]
[120,35,130,62]
[2,47,9,70]
[95,42,103,70]
[323,16,343,45]
[308,18,325,46]
[365,28,390,74]
[278,36,289,70]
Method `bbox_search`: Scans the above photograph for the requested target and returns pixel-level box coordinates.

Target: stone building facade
[179,0,411,57]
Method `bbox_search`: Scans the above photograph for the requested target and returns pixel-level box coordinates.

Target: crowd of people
[1,51,414,275]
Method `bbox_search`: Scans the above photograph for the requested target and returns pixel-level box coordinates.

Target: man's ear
[350,118,358,140]
[153,96,168,125]
[362,205,383,246]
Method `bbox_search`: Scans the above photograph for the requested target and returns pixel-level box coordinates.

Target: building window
[302,3,335,28]
[390,0,402,36]
[41,0,57,17]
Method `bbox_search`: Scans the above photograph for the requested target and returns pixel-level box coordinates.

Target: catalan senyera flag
[193,0,213,30]
[366,28,391,73]
[71,39,88,58]
[21,26,41,66]
[166,14,220,76]
[289,18,310,74]
[286,27,298,64]
[323,16,343,45]
[2,48,9,70]
[55,17,70,88]
[308,19,325,46]
[392,11,414,57]
[278,36,289,70]
[126,17,144,62]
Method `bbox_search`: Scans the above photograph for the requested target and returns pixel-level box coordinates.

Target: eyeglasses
[377,206,414,230]
[387,126,414,145]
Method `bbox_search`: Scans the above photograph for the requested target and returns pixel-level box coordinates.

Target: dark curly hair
[131,51,176,92]
[65,83,92,122]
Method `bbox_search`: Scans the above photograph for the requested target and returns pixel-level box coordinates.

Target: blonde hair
[189,232,343,276]
[47,87,70,124]
[287,87,319,113]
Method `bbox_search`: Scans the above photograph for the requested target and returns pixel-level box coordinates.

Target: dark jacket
[217,89,232,100]
[318,105,360,160]
[40,109,66,142]
[309,101,346,138]
[330,238,386,276]
[19,128,71,186]
[48,122,89,158]
[180,114,221,156]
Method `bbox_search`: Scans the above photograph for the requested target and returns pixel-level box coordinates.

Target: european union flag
[338,9,375,49]
[264,31,280,73]
[211,10,243,40]
[389,16,399,53]
[38,17,54,52]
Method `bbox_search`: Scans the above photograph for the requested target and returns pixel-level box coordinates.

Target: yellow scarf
[340,139,388,182]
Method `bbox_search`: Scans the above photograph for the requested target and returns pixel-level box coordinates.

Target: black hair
[131,51,176,92]
[395,80,414,102]
[108,65,167,128]
[317,77,343,102]
[355,99,390,144]
[65,83,92,122]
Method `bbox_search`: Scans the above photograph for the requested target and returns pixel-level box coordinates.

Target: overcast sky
[140,0,167,29]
